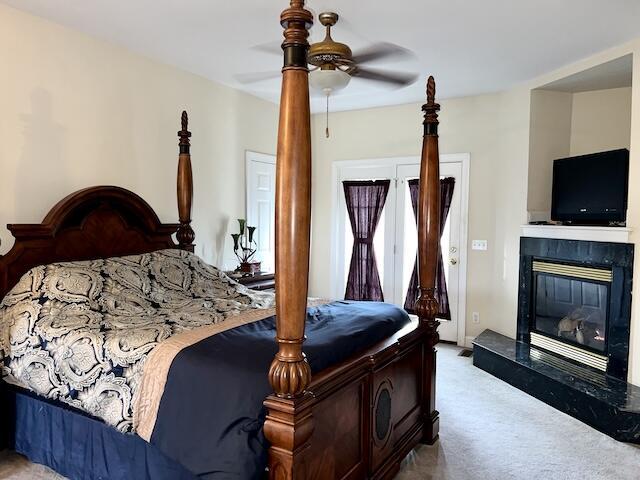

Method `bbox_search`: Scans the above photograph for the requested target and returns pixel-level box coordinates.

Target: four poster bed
[0,1,442,479]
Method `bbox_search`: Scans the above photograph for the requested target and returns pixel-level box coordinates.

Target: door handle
[450,258,458,265]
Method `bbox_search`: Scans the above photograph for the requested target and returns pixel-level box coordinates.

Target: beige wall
[527,90,573,215]
[0,4,278,269]
[570,87,632,156]
[309,89,531,340]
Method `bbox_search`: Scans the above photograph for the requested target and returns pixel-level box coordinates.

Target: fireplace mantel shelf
[521,224,632,243]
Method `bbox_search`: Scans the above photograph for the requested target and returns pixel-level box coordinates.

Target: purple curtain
[404,177,456,318]
[343,180,391,301]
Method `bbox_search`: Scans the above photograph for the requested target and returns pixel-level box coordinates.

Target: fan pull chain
[325,91,330,138]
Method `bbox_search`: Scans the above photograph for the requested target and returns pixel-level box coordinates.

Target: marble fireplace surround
[473,234,640,443]
[517,236,634,381]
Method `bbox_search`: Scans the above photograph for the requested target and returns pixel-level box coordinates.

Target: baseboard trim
[464,336,476,348]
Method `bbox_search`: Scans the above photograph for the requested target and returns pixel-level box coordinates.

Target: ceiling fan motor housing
[308,12,354,72]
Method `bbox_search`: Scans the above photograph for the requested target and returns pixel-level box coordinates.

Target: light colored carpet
[1,344,638,479]
[0,450,65,480]
[398,345,640,480]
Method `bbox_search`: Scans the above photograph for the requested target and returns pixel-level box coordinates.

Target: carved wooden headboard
[0,111,194,300]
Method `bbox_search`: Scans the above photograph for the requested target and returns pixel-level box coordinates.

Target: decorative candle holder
[231,219,260,274]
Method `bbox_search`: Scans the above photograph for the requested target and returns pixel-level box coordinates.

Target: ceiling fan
[238,12,418,89]
[237,12,418,137]
[306,12,418,91]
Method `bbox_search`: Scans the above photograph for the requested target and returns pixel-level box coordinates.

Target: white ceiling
[4,0,640,112]
[539,55,633,93]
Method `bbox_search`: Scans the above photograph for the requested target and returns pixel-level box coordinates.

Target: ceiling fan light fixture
[309,68,351,94]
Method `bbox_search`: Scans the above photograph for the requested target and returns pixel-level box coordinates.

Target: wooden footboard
[308,324,426,480]
[265,321,438,480]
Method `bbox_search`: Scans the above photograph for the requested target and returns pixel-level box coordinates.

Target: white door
[394,162,463,343]
[333,157,468,345]
[246,152,276,272]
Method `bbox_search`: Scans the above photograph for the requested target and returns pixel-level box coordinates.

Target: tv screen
[551,149,629,225]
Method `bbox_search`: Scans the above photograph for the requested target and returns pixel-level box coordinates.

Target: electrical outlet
[472,312,480,324]
[472,240,488,251]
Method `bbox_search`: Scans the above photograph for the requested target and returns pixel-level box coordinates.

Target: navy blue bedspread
[150,301,410,479]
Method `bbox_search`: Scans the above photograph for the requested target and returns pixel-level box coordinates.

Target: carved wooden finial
[178,110,191,152]
[422,76,440,128]
[177,110,194,251]
[281,0,313,24]
[427,76,435,101]
[280,0,313,56]
[181,110,188,132]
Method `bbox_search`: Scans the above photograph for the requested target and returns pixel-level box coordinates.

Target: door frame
[330,154,470,347]
[245,150,276,271]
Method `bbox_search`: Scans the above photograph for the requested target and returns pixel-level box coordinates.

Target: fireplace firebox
[531,261,610,370]
[517,238,633,381]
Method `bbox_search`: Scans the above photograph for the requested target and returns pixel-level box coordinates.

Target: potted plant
[231,219,260,274]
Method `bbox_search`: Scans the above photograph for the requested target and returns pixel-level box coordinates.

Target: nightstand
[227,271,275,291]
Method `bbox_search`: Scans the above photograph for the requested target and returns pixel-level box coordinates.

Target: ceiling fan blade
[250,41,282,56]
[352,68,418,87]
[352,42,416,64]
[235,71,281,84]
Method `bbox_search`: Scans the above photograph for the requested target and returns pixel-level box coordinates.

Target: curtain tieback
[354,238,374,245]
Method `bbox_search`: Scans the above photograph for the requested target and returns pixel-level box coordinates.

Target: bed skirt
[3,387,197,480]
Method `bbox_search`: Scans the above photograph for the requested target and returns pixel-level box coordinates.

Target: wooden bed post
[177,111,195,252]
[415,76,441,444]
[264,1,314,479]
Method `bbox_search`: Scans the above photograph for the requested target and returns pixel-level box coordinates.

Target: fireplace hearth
[473,236,640,443]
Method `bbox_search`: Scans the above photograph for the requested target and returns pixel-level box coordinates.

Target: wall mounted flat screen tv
[551,149,629,225]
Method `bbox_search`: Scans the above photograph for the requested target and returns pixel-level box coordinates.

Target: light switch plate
[472,312,480,324]
[472,240,488,251]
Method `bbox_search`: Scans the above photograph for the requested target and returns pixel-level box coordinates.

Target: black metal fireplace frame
[518,237,634,381]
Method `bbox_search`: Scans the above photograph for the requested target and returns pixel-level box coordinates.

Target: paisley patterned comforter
[0,249,274,433]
